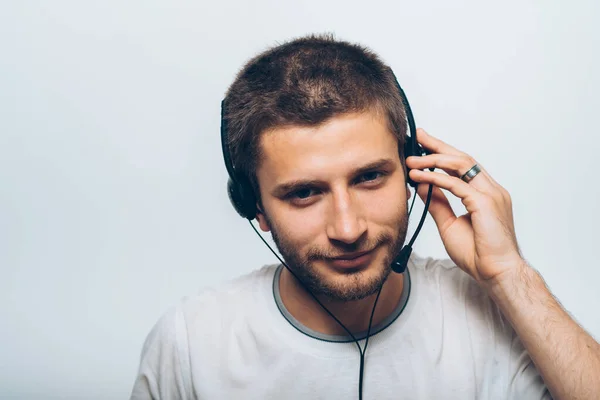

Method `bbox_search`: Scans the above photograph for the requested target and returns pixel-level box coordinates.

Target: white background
[1,0,599,398]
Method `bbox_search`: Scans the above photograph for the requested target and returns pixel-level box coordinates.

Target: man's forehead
[256,112,399,182]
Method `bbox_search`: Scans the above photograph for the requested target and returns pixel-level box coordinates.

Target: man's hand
[405,128,524,284]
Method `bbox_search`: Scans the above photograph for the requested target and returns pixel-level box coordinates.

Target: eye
[292,187,317,199]
[356,171,386,184]
[285,187,321,204]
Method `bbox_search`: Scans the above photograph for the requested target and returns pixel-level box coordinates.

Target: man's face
[255,111,410,301]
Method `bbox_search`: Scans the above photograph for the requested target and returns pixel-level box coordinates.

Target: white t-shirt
[130,253,550,399]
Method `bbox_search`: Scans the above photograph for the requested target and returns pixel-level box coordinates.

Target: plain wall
[1,0,599,398]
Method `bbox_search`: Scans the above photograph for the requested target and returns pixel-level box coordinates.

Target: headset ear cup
[227,178,257,220]
[404,138,431,189]
[404,140,418,189]
[227,178,245,218]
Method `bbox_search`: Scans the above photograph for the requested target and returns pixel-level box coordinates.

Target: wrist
[482,258,533,299]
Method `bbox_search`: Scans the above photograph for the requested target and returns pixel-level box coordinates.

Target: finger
[406,153,495,192]
[416,128,504,188]
[409,169,484,214]
[416,128,466,157]
[416,183,457,233]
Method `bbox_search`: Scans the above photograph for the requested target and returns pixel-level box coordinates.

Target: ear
[256,207,271,232]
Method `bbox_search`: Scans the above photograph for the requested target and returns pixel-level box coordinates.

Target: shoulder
[139,264,278,357]
[142,262,278,333]
[408,253,549,397]
[131,265,279,397]
[408,253,513,360]
[407,254,548,397]
[409,251,478,292]
[162,264,279,333]
[407,253,527,364]
[408,252,504,326]
[179,263,278,318]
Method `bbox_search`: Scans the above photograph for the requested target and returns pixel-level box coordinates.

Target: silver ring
[461,164,481,183]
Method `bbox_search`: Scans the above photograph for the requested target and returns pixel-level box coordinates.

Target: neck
[278,267,405,337]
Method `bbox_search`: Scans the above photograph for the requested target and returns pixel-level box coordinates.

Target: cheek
[362,184,407,225]
[271,206,325,250]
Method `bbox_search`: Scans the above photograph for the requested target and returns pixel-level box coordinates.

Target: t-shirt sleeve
[129,306,193,400]
[506,332,553,399]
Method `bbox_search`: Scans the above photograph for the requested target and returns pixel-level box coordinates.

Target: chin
[313,254,392,301]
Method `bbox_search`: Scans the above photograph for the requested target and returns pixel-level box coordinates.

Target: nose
[326,189,367,245]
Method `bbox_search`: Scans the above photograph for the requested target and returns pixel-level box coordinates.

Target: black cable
[408,184,433,248]
[358,285,383,399]
[408,186,418,217]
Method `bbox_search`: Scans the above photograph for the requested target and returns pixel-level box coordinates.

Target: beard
[267,211,409,302]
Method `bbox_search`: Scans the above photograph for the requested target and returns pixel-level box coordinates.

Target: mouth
[327,248,377,270]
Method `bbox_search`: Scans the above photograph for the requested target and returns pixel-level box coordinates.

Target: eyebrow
[271,158,396,197]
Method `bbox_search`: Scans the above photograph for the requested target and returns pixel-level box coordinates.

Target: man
[130,34,600,399]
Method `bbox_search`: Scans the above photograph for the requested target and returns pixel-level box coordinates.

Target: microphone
[391,183,434,273]
[391,245,413,274]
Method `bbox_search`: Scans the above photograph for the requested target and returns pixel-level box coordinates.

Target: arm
[485,260,600,400]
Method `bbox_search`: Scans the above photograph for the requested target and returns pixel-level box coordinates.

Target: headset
[220,71,433,400]
[220,72,434,274]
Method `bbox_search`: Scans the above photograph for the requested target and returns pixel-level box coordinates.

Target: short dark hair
[223,33,408,199]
